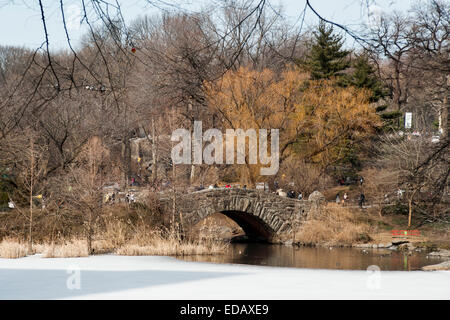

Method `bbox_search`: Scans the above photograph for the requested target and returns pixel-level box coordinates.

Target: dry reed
[115,223,229,256]
[1,215,230,258]
[0,239,28,259]
[294,203,371,246]
[42,240,89,258]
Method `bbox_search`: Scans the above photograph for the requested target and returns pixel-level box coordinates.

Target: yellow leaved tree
[294,80,381,167]
[204,66,381,185]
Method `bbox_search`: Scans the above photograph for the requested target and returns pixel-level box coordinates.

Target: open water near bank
[178,243,447,271]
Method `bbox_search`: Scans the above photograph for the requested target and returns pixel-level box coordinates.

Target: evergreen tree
[304,22,350,80]
[348,53,385,102]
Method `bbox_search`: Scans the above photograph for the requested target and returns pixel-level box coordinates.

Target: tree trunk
[151,119,157,182]
[28,138,34,254]
[408,198,413,229]
[378,201,383,218]
[28,194,33,254]
[408,189,417,229]
[442,94,448,138]
[86,211,93,255]
[190,165,195,183]
[122,133,132,187]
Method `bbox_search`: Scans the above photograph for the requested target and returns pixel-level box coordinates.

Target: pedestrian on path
[343,192,348,205]
[359,193,365,209]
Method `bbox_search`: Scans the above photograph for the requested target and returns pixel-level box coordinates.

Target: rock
[308,191,326,203]
[428,249,450,258]
[377,244,385,248]
[385,242,393,248]
[372,244,378,249]
[387,245,398,251]
[354,243,371,248]
[284,240,293,246]
[392,240,409,245]
[422,260,450,271]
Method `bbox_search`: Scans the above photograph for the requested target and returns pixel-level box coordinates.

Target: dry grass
[115,225,229,256]
[115,239,228,256]
[0,239,28,259]
[41,240,89,258]
[294,203,371,246]
[0,213,229,258]
[103,216,128,246]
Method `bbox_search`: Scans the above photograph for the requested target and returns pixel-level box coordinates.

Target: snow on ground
[0,254,449,299]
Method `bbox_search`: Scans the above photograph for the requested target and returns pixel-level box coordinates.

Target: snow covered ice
[0,255,449,299]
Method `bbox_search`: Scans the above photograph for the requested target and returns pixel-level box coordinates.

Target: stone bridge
[159,188,316,243]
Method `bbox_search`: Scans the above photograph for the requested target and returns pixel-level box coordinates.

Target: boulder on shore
[308,191,326,203]
[422,260,450,271]
[428,249,450,258]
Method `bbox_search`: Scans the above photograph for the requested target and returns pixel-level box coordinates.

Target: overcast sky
[0,0,414,51]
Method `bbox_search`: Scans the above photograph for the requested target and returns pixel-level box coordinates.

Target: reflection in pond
[178,243,446,271]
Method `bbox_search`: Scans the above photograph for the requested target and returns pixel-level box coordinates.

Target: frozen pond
[0,254,449,299]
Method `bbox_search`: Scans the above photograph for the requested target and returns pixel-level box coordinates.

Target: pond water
[178,243,447,271]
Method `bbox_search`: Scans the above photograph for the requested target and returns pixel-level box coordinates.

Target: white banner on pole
[405,112,412,129]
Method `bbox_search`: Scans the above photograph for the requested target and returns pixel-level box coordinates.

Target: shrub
[294,203,371,246]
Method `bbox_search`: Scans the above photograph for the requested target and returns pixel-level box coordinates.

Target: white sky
[0,0,414,51]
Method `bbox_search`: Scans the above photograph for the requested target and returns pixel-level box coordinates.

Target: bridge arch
[160,188,311,242]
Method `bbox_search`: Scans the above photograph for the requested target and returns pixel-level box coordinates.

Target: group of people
[192,181,367,208]
[103,192,135,204]
[275,188,303,200]
[199,184,248,190]
[337,176,364,186]
[335,192,348,205]
[335,192,365,208]
[103,192,116,204]
[125,193,135,204]
[272,180,304,200]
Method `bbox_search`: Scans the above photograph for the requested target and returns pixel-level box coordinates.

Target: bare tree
[63,136,110,254]
[378,132,448,227]
[0,131,49,252]
[361,167,398,217]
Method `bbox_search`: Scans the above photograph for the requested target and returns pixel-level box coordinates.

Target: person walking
[343,192,348,205]
[274,180,279,190]
[359,193,365,209]
[336,193,340,204]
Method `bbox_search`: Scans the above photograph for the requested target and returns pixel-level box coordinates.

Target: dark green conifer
[349,53,385,102]
[305,21,350,80]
